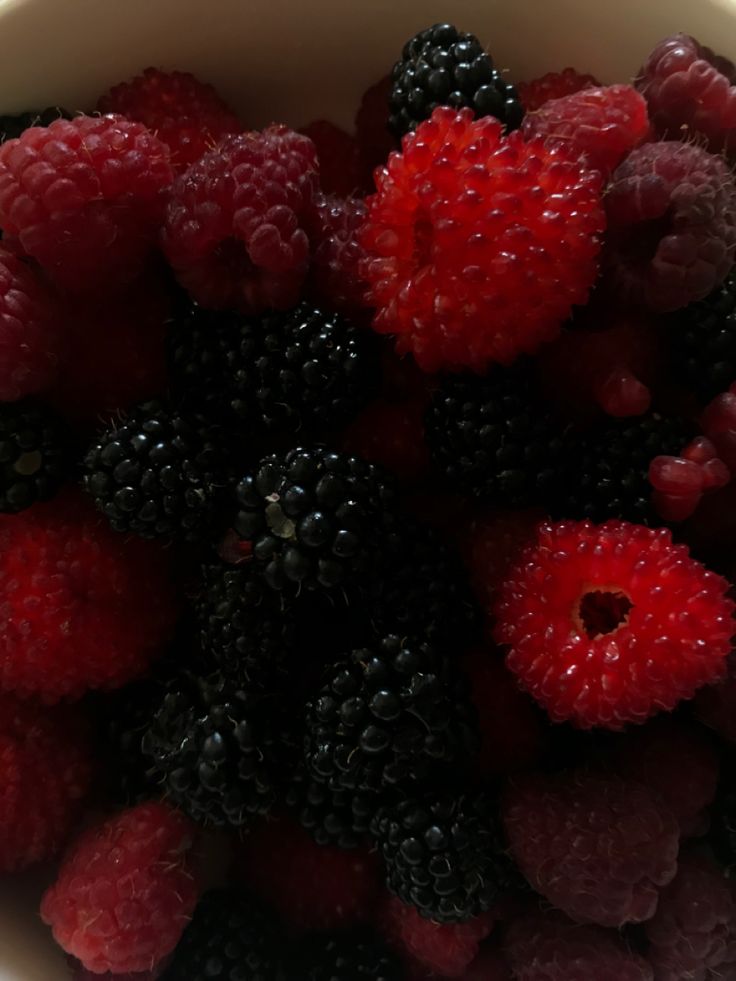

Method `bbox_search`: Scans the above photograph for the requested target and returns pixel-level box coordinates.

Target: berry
[98,67,242,171]
[0,693,93,872]
[293,929,402,981]
[160,888,282,981]
[301,119,370,196]
[460,946,512,981]
[502,768,679,927]
[636,33,736,157]
[372,790,521,923]
[522,84,650,178]
[68,960,163,981]
[603,141,736,313]
[161,126,317,313]
[0,490,176,702]
[0,107,69,141]
[0,399,68,513]
[360,107,605,372]
[339,397,430,484]
[424,365,566,507]
[388,23,523,137]
[0,115,173,291]
[355,75,396,171]
[711,771,736,873]
[285,765,375,848]
[306,193,369,315]
[517,68,600,111]
[696,651,736,744]
[494,519,734,728]
[233,446,396,591]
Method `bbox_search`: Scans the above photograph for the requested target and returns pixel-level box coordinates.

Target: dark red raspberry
[307,192,368,315]
[502,768,679,927]
[338,397,430,483]
[41,802,199,975]
[0,245,58,400]
[603,141,736,313]
[517,68,601,111]
[645,849,736,979]
[68,960,163,981]
[0,489,177,702]
[522,85,650,178]
[98,67,242,171]
[162,126,317,312]
[461,946,512,981]
[505,908,654,981]
[493,519,735,729]
[301,120,371,196]
[360,106,604,372]
[696,650,736,743]
[636,33,736,157]
[0,115,173,292]
[355,75,396,172]
[457,507,542,611]
[0,693,93,872]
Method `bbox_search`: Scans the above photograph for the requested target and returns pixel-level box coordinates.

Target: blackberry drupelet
[668,270,736,403]
[285,765,379,849]
[95,677,164,805]
[84,400,233,543]
[425,365,566,507]
[304,634,478,795]
[168,301,379,433]
[290,930,402,981]
[371,790,522,923]
[0,107,69,142]
[233,446,396,591]
[389,23,523,138]
[0,399,68,513]
[161,888,284,981]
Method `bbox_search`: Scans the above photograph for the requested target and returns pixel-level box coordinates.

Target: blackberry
[0,107,69,142]
[424,365,566,507]
[161,888,283,981]
[668,269,736,403]
[371,790,522,923]
[285,765,379,849]
[304,634,478,795]
[94,677,163,805]
[0,399,68,513]
[389,23,523,138]
[169,301,379,433]
[83,400,233,543]
[233,446,396,591]
[290,930,402,981]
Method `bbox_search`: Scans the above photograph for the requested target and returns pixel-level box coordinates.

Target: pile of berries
[2,23,736,981]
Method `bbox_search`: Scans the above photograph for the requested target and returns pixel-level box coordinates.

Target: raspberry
[360,107,605,372]
[517,68,601,111]
[522,84,650,178]
[41,802,199,975]
[339,397,430,484]
[493,519,734,729]
[457,507,542,611]
[505,908,654,981]
[696,650,736,743]
[98,67,242,171]
[0,489,177,702]
[355,75,396,171]
[307,193,369,315]
[68,960,163,981]
[460,947,512,981]
[0,693,93,872]
[645,849,736,979]
[238,814,382,933]
[502,768,679,927]
[0,115,173,292]
[161,126,317,313]
[636,33,736,157]
[603,141,736,313]
[301,120,370,196]
[0,399,68,513]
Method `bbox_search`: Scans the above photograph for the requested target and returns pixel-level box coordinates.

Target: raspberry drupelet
[306,193,369,315]
[516,68,601,111]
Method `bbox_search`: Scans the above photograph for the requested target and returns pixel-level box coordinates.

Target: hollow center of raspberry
[577,589,633,638]
[413,214,434,267]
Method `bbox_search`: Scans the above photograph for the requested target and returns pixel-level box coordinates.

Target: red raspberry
[41,802,198,975]
[457,507,542,610]
[636,33,736,157]
[306,192,369,315]
[301,120,370,197]
[0,693,93,872]
[493,519,734,729]
[505,908,654,980]
[645,849,736,979]
[68,957,164,981]
[502,768,679,927]
[98,67,242,171]
[517,68,601,112]
[0,489,177,702]
[0,115,173,292]
[162,126,317,312]
[696,650,736,743]
[0,245,58,400]
[523,85,650,178]
[355,75,396,172]
[360,107,605,372]
[238,813,381,933]
[603,141,736,313]
[338,397,430,483]
[461,946,512,981]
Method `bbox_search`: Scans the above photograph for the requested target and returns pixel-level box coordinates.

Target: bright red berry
[301,120,371,196]
[306,192,369,315]
[517,68,601,112]
[457,507,542,610]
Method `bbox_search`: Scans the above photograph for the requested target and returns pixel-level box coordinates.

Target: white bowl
[1,0,735,977]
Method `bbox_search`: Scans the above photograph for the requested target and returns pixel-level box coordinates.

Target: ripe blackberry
[161,888,283,981]
[389,23,523,137]
[285,765,379,848]
[372,790,522,923]
[83,400,233,543]
[0,400,68,513]
[233,447,396,591]
[292,929,402,981]
[668,270,736,403]
[425,365,566,507]
[0,107,69,141]
[305,634,478,795]
[94,677,163,805]
[169,301,378,433]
